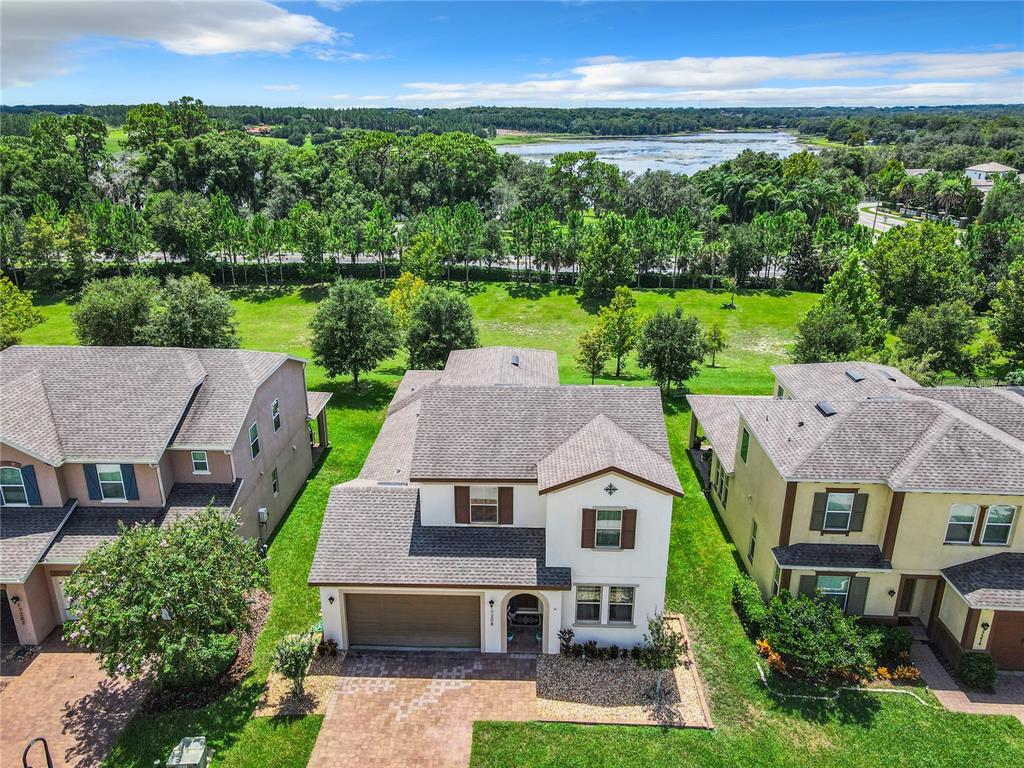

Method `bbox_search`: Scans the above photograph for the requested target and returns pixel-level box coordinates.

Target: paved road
[857,202,908,234]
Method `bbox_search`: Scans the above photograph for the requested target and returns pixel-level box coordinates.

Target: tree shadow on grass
[298,284,329,304]
[767,684,883,727]
[226,284,295,303]
[507,281,577,302]
[314,379,394,413]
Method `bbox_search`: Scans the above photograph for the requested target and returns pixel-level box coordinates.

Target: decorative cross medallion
[604,483,618,496]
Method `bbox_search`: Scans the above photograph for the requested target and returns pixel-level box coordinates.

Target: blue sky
[2,1,1022,107]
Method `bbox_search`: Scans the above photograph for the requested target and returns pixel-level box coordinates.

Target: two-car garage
[344,593,481,650]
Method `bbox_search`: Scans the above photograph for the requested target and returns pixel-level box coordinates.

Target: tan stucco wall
[60,462,163,507]
[3,566,58,645]
[788,482,891,547]
[937,584,969,642]
[0,443,64,507]
[165,448,234,485]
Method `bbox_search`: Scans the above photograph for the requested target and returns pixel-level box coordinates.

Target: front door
[52,576,77,623]
[898,578,917,614]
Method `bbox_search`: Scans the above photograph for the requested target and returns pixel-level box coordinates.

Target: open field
[22,282,1023,768]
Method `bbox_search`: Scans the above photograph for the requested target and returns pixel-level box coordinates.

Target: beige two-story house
[0,345,331,647]
[689,362,1023,671]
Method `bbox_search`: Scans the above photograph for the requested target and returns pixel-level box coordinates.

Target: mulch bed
[140,589,272,714]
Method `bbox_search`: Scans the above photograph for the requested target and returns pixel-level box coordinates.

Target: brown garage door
[990,611,1024,671]
[345,593,480,649]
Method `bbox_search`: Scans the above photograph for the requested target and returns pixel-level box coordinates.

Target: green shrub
[732,573,769,637]
[155,633,238,692]
[872,626,913,667]
[274,632,317,695]
[760,593,878,682]
[959,652,997,690]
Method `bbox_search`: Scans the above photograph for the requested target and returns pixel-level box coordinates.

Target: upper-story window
[824,492,855,531]
[776,385,785,399]
[595,509,622,548]
[0,467,28,506]
[271,399,281,432]
[191,451,209,474]
[740,428,750,463]
[944,503,978,544]
[469,486,498,524]
[982,505,1016,546]
[97,464,126,501]
[249,422,261,460]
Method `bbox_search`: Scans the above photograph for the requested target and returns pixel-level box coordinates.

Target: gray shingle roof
[772,543,891,571]
[306,391,332,420]
[0,500,77,582]
[42,482,239,565]
[686,395,771,474]
[388,370,442,415]
[0,346,294,463]
[770,361,919,402]
[942,553,1024,610]
[309,483,570,589]
[440,347,559,387]
[409,385,671,482]
[908,388,1024,442]
[965,162,1017,173]
[359,399,422,483]
[536,414,682,495]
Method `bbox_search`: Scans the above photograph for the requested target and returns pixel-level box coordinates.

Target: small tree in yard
[405,285,479,369]
[274,632,317,696]
[576,325,610,384]
[638,612,686,699]
[386,271,427,337]
[0,277,44,349]
[597,285,640,377]
[63,507,268,690]
[71,275,159,346]
[705,322,727,367]
[311,278,399,388]
[145,273,240,349]
[636,307,709,395]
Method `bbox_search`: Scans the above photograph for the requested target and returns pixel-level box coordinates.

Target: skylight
[845,369,865,382]
[816,400,838,417]
[511,354,520,367]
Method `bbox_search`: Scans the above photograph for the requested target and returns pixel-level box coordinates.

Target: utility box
[166,737,208,768]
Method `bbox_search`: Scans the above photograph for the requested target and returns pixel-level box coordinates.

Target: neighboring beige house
[310,347,682,654]
[0,345,331,646]
[689,362,1024,671]
[964,162,1019,196]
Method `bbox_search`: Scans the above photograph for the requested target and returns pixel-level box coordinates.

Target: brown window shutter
[621,509,637,549]
[846,576,869,615]
[850,493,868,531]
[810,493,827,531]
[797,574,818,599]
[454,486,470,524]
[581,508,596,548]
[498,487,514,525]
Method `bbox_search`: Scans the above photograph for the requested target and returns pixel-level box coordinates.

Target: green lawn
[22,282,1022,767]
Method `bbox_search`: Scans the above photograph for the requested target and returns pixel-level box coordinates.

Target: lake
[497,131,801,175]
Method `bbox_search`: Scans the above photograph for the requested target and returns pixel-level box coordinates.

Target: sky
[2,1,1023,108]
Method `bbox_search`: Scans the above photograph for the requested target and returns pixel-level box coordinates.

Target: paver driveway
[0,637,147,768]
[308,651,537,768]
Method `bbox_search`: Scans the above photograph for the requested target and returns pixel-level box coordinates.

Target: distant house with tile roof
[310,346,681,654]
[688,362,1024,672]
[0,345,331,646]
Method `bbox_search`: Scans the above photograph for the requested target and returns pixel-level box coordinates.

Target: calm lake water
[497,131,801,175]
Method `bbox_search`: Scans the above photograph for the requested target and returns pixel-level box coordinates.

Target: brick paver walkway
[912,639,1024,724]
[0,637,148,768]
[307,651,537,768]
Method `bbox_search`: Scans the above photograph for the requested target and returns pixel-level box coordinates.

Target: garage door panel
[346,593,480,649]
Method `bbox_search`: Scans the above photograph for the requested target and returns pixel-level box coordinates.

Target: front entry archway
[504,593,544,653]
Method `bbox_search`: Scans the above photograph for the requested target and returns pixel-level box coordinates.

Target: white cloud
[392,50,1024,107]
[1,0,339,88]
[264,84,301,92]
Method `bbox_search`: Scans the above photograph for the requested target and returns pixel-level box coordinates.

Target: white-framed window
[0,466,28,506]
[740,428,750,463]
[713,460,729,507]
[981,505,1016,546]
[776,385,785,399]
[249,422,261,460]
[575,585,602,623]
[271,398,281,432]
[97,464,126,501]
[271,467,280,496]
[469,485,498,524]
[595,509,623,548]
[608,586,635,624]
[748,519,758,562]
[817,575,850,610]
[191,451,209,475]
[824,492,855,531]
[945,503,979,544]
[771,565,782,596]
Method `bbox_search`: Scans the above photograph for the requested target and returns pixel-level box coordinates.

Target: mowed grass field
[22,282,1024,768]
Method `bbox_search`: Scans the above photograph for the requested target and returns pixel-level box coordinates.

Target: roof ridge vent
[845,368,865,382]
[816,400,838,417]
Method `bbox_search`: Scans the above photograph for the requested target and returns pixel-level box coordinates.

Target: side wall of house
[164,448,234,486]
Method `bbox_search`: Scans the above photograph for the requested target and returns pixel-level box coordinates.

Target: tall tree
[578,213,635,305]
[636,307,708,395]
[597,286,641,377]
[145,273,240,349]
[576,325,610,385]
[71,275,159,346]
[405,285,479,369]
[897,301,979,378]
[364,200,396,279]
[992,255,1024,368]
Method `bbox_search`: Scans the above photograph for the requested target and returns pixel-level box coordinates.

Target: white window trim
[574,585,602,624]
[595,508,623,549]
[249,422,260,460]
[748,519,757,562]
[96,463,127,503]
[740,428,750,464]
[0,466,28,507]
[191,450,210,475]
[823,492,855,532]
[771,565,781,596]
[607,586,635,625]
[817,575,851,612]
[469,485,499,525]
[271,398,281,433]
[980,505,1016,546]
[944,503,979,545]
[272,467,280,496]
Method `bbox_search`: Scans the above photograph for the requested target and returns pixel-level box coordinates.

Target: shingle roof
[770,361,919,402]
[772,543,891,571]
[0,500,77,582]
[965,162,1017,174]
[440,347,559,388]
[42,482,239,565]
[908,387,1024,442]
[942,553,1024,610]
[0,346,294,463]
[537,414,682,495]
[409,386,671,482]
[687,395,771,473]
[309,483,571,589]
[306,391,332,420]
[388,370,442,415]
[359,399,422,483]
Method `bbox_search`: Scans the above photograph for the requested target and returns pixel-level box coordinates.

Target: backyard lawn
[21,282,1023,768]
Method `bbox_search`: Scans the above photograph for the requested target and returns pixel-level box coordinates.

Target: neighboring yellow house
[689,362,1024,671]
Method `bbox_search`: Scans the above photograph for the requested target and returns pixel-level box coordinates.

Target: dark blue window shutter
[21,465,42,506]
[121,464,139,500]
[84,464,102,500]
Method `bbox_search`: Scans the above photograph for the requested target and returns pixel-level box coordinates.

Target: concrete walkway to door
[307,651,537,768]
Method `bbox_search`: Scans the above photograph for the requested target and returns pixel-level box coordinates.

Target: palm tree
[745,182,780,215]
[936,177,964,217]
